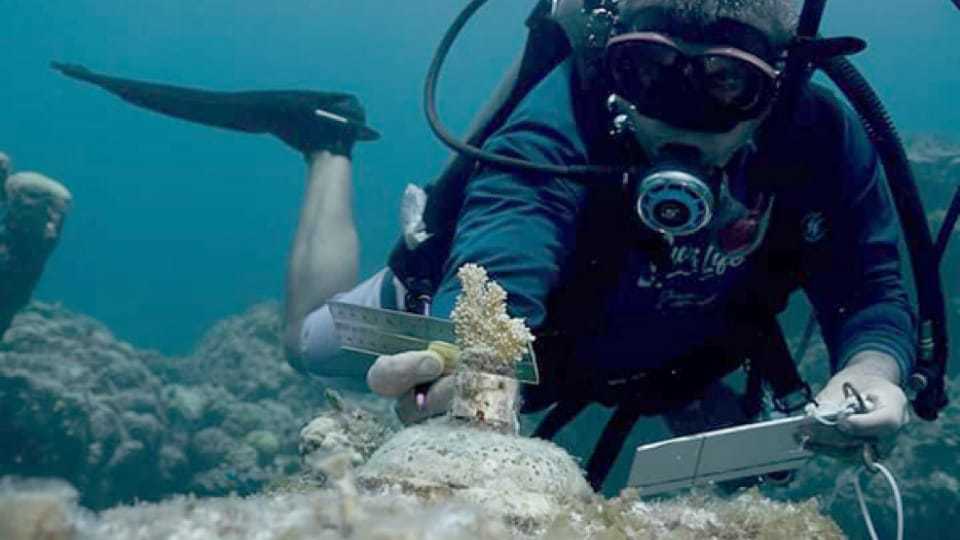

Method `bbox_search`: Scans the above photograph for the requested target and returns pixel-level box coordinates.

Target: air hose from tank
[423,0,632,182]
[939,187,960,266]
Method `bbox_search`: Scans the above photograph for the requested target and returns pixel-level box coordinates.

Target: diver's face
[631,111,766,169]
[604,31,779,169]
[646,34,771,168]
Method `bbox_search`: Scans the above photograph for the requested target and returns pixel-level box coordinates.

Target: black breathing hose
[424,0,630,182]
[820,56,949,420]
[937,187,960,265]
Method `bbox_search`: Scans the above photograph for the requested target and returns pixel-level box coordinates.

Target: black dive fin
[51,62,379,151]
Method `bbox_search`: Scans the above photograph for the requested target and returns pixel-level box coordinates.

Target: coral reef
[0,153,73,335]
[0,476,842,540]
[298,389,397,481]
[0,303,175,508]
[0,302,350,508]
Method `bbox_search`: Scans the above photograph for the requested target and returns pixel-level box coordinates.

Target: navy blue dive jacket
[430,61,916,379]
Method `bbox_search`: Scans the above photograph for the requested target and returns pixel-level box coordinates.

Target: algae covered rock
[299,389,398,483]
[0,158,73,336]
[0,473,844,539]
[357,418,593,527]
[0,478,78,540]
[245,429,281,462]
[356,264,592,529]
[0,303,173,508]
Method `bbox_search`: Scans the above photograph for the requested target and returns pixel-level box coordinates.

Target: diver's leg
[0,170,72,336]
[295,268,407,386]
[283,150,359,360]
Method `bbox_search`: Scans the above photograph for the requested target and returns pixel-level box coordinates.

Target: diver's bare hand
[367,350,454,425]
[815,351,910,440]
[816,375,909,440]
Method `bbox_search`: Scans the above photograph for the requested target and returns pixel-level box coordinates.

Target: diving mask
[604,31,781,133]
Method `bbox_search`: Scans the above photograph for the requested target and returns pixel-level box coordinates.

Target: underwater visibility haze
[1,0,956,353]
[1,0,960,539]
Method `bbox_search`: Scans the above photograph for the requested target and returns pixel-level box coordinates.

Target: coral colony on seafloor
[449,264,535,433]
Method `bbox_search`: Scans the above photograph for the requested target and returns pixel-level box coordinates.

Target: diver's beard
[628,112,768,170]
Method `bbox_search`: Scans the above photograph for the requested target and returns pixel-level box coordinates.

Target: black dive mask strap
[617,7,780,63]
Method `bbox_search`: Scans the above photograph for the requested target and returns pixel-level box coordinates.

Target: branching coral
[448,264,535,430]
[450,264,534,368]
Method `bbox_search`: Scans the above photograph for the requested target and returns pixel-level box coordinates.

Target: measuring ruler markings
[329,301,540,384]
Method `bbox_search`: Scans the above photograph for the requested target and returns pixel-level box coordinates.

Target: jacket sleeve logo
[801,211,827,243]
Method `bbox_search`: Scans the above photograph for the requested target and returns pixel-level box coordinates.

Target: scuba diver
[55,0,954,493]
[0,153,73,336]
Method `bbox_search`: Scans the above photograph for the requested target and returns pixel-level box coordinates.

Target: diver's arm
[802,106,914,438]
[283,151,358,358]
[381,164,585,425]
[428,60,590,323]
[430,162,588,325]
[802,126,915,380]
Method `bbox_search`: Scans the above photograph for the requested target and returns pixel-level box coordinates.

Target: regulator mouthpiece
[634,168,714,239]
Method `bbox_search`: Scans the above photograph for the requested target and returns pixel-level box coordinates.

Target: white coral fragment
[450,264,534,367]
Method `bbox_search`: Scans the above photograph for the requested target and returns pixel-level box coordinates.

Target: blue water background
[2,0,958,354]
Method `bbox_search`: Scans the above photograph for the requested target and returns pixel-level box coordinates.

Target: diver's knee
[288,305,343,375]
[283,324,309,375]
